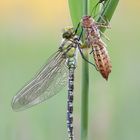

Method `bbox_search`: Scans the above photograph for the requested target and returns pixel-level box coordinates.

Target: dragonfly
[12,26,94,140]
[12,1,111,139]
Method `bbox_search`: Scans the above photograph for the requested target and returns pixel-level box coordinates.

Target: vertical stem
[83,0,88,15]
[81,49,89,140]
[81,0,89,140]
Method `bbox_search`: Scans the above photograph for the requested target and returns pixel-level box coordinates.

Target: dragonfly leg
[89,47,94,54]
[74,22,80,35]
[77,44,98,71]
[99,30,110,41]
[96,15,111,28]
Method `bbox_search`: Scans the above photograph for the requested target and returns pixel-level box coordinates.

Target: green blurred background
[0,0,140,140]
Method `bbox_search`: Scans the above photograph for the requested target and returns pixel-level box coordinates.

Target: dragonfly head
[62,26,75,39]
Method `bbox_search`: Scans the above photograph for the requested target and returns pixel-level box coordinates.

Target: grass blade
[68,0,119,140]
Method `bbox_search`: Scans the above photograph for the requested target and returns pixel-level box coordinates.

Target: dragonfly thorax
[66,57,76,68]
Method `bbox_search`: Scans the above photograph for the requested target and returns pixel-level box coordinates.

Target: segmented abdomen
[93,41,112,80]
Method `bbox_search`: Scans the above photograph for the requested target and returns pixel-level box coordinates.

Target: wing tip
[11,96,22,112]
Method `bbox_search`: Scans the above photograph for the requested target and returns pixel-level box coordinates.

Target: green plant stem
[81,0,89,139]
[68,0,83,28]
[81,48,89,140]
[83,0,88,15]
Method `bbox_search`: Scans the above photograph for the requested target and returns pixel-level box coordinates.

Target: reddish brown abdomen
[93,42,112,80]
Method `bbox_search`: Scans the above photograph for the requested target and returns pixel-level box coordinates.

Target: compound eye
[62,32,69,38]
[63,31,73,39]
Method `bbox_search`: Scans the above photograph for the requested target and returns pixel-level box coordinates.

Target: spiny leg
[99,30,110,41]
[77,44,98,71]
[96,15,111,28]
[95,15,111,41]
[90,46,94,54]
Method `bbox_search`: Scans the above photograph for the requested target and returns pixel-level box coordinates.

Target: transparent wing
[12,51,68,111]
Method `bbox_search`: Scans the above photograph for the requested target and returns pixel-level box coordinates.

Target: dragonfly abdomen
[93,42,111,80]
[66,56,76,140]
[67,66,75,140]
